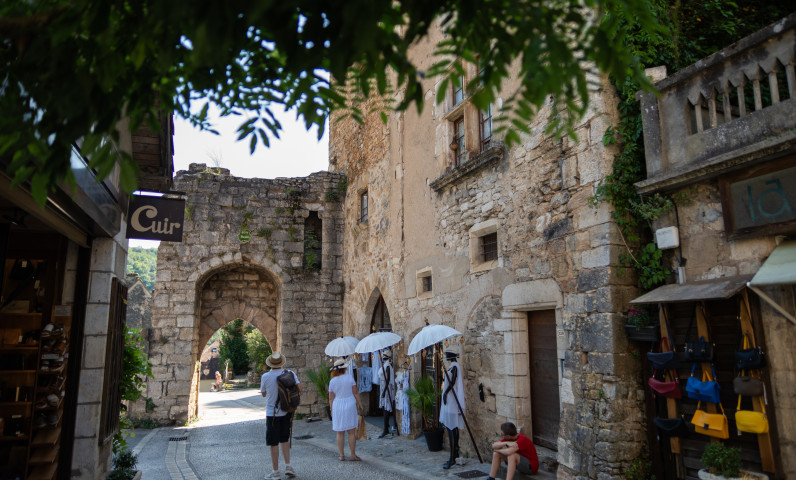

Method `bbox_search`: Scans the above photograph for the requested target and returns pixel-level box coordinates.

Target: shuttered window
[99,278,126,445]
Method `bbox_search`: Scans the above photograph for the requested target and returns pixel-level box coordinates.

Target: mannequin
[439,350,464,469]
[378,352,399,438]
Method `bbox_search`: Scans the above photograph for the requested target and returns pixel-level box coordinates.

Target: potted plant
[625,308,658,342]
[306,364,332,419]
[407,375,444,451]
[625,455,655,480]
[106,449,141,480]
[698,442,768,480]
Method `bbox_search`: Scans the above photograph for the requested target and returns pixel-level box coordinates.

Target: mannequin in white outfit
[439,350,464,469]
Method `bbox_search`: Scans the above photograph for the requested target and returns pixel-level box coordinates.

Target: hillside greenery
[125,247,157,291]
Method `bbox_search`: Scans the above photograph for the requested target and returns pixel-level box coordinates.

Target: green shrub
[701,442,741,478]
[306,364,331,404]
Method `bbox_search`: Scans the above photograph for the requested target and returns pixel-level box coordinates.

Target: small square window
[422,275,432,293]
[481,232,498,262]
[360,190,368,223]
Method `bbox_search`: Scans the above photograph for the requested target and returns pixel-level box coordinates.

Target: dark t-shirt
[502,433,539,474]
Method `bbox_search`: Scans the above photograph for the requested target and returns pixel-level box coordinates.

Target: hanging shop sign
[719,156,796,238]
[127,194,185,242]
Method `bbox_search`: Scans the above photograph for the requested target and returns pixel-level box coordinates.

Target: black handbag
[685,336,714,362]
[647,337,680,370]
[735,335,766,370]
[654,416,690,438]
[684,306,714,362]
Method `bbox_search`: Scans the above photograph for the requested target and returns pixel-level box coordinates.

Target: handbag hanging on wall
[735,395,769,434]
[735,334,766,370]
[685,364,721,404]
[733,374,765,397]
[649,369,681,399]
[647,337,680,371]
[684,305,715,362]
[654,416,690,438]
[691,401,729,439]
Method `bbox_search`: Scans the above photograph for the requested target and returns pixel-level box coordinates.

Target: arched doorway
[367,294,392,415]
[188,263,280,418]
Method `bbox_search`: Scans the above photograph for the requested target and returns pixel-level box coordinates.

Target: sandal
[338,456,345,461]
[348,455,362,462]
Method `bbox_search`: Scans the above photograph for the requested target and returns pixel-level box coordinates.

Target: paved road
[127,388,499,480]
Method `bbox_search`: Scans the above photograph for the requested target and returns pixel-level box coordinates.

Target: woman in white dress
[328,359,363,461]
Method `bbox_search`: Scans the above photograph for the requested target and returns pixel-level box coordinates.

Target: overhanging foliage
[1,0,659,204]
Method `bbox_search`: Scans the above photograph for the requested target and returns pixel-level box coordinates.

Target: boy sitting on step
[486,422,539,480]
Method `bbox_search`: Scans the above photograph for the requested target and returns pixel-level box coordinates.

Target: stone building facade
[328,29,644,479]
[135,164,346,422]
[634,15,796,479]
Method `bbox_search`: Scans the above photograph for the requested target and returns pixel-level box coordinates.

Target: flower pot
[423,427,445,452]
[697,469,769,480]
[625,324,658,342]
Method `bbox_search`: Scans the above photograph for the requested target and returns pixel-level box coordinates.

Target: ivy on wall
[591,1,791,290]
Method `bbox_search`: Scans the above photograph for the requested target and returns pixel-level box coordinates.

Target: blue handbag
[685,364,721,404]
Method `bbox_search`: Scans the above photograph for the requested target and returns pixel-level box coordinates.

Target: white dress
[329,375,358,432]
[439,361,465,430]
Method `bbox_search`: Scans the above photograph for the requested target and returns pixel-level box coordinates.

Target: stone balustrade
[637,14,796,194]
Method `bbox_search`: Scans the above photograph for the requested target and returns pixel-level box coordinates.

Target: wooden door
[528,310,560,450]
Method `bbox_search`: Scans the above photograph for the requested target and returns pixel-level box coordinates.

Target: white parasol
[407,324,462,355]
[324,335,360,357]
[354,331,402,354]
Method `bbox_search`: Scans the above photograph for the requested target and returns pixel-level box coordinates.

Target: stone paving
[127,389,553,480]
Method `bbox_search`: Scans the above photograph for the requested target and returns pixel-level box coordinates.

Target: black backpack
[275,370,301,413]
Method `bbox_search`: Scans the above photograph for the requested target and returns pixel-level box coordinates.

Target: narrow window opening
[360,190,368,224]
[481,232,498,262]
[480,104,493,151]
[303,211,322,271]
[453,118,466,166]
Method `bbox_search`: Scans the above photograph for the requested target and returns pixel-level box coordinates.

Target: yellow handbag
[691,402,729,439]
[735,395,768,434]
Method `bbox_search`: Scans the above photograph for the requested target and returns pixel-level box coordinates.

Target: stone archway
[197,264,279,349]
[135,165,345,424]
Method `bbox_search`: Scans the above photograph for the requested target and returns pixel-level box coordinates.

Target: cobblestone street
[126,389,535,480]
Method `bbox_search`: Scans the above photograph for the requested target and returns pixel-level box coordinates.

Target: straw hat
[266,351,286,368]
[331,359,349,371]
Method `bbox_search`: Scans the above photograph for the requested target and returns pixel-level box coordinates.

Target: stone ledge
[430,143,507,192]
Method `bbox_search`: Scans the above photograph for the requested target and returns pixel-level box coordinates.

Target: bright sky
[129,107,329,249]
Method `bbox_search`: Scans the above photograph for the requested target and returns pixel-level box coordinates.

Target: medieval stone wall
[134,164,346,423]
[329,28,647,478]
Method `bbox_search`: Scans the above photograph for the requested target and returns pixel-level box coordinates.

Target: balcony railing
[636,14,796,194]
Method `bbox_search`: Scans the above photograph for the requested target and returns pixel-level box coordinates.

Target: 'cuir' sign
[127,195,185,242]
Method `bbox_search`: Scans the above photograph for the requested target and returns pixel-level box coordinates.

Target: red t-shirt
[502,433,539,474]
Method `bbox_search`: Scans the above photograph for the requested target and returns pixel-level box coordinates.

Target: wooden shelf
[0,434,29,443]
[0,344,39,352]
[28,462,57,480]
[31,427,61,447]
[29,445,59,465]
[0,401,32,407]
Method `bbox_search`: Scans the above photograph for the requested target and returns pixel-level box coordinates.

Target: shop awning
[747,240,796,326]
[749,240,796,286]
[629,274,753,304]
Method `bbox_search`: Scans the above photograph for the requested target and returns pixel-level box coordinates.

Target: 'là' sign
[127,195,185,242]
[729,165,796,233]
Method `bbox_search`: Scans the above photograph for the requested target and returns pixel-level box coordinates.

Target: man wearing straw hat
[260,352,301,479]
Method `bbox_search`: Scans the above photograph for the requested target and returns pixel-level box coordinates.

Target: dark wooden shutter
[99,278,126,444]
[528,310,560,450]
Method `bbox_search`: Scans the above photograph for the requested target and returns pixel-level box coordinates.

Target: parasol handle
[439,348,483,463]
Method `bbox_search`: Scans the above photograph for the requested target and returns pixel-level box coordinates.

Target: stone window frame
[469,218,501,273]
[416,266,433,299]
[431,64,505,192]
